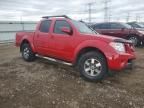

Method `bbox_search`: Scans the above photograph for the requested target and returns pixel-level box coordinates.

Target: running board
[36,54,73,66]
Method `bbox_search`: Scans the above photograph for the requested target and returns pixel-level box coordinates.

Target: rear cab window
[39,20,52,33]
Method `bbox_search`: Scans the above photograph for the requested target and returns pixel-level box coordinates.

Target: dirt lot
[0,44,144,108]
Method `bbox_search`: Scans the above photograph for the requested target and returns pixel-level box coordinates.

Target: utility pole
[108,14,112,22]
[86,2,95,23]
[126,12,130,22]
[20,16,24,31]
[136,14,138,22]
[88,3,92,23]
[104,0,111,22]
[138,14,141,22]
[85,2,96,23]
[138,16,141,22]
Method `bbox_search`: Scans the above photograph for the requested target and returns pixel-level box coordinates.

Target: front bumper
[107,53,136,71]
[125,59,133,69]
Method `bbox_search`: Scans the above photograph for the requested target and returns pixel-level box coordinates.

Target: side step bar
[36,54,73,66]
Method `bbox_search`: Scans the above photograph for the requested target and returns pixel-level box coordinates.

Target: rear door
[34,20,53,56]
[94,23,111,35]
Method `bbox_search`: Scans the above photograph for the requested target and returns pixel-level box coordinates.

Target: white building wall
[0,21,37,43]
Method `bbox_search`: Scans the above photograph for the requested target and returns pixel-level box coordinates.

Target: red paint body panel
[15,18,136,71]
[108,53,135,70]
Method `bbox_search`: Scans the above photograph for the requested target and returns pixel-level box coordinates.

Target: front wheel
[77,51,107,81]
[21,43,36,62]
[128,36,140,46]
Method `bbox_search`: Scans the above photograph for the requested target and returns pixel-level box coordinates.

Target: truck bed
[15,31,35,46]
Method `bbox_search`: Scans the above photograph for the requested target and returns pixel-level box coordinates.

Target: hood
[82,34,132,44]
[98,34,132,44]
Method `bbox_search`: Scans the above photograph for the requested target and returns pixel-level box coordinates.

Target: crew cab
[15,15,136,81]
[91,22,144,46]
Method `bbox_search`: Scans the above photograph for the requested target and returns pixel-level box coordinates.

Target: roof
[42,15,71,20]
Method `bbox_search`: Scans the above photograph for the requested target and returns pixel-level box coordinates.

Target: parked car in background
[91,22,144,46]
[86,22,94,27]
[127,22,144,29]
[15,15,136,81]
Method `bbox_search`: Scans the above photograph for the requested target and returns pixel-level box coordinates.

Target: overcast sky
[0,0,144,22]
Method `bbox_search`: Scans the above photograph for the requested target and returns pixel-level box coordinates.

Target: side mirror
[61,27,71,35]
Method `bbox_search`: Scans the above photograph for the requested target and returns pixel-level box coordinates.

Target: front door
[108,23,129,38]
[50,20,74,61]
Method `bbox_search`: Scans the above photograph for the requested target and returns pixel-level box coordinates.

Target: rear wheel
[77,51,107,81]
[21,43,35,62]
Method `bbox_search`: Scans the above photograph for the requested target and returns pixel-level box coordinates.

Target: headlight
[110,42,125,53]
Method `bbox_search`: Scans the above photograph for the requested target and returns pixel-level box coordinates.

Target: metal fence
[0,21,37,43]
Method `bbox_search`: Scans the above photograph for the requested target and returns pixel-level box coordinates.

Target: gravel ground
[0,43,144,108]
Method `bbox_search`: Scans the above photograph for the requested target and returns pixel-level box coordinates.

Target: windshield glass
[137,23,144,28]
[133,24,141,28]
[72,20,96,34]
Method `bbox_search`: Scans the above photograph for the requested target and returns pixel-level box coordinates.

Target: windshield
[72,20,96,34]
[137,23,144,28]
[133,24,141,28]
[128,23,144,28]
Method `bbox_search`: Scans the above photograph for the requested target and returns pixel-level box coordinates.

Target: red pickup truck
[16,15,136,81]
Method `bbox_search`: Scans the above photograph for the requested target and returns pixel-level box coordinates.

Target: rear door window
[110,23,124,29]
[39,20,51,33]
[100,23,110,29]
[94,23,110,29]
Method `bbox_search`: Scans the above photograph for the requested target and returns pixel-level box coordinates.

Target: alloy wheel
[84,58,102,77]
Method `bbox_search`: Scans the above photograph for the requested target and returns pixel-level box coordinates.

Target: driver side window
[54,20,71,34]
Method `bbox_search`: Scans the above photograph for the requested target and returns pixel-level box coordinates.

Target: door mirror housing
[61,27,72,35]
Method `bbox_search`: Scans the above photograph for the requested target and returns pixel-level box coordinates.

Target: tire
[21,43,35,62]
[127,35,140,46]
[77,51,107,82]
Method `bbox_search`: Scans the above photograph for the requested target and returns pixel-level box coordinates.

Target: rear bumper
[107,53,136,71]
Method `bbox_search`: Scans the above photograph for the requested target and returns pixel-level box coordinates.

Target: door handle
[109,32,114,33]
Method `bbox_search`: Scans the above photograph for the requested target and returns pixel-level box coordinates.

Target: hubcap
[129,37,137,46]
[23,47,30,59]
[84,58,102,77]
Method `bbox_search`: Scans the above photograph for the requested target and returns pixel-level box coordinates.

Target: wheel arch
[20,39,35,53]
[74,47,108,68]
[127,34,140,39]
[127,34,141,46]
